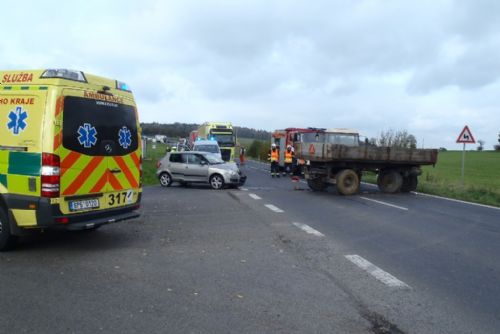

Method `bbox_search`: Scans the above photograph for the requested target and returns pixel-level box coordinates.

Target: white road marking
[265,204,284,213]
[412,192,500,211]
[240,188,248,191]
[248,193,262,200]
[361,181,500,211]
[345,255,410,288]
[292,222,324,237]
[359,197,408,211]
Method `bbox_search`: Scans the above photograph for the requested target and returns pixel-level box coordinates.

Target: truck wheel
[307,178,327,191]
[377,170,403,193]
[401,175,418,192]
[0,208,17,251]
[336,169,360,195]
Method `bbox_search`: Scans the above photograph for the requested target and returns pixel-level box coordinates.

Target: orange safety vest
[284,150,293,163]
[270,149,279,162]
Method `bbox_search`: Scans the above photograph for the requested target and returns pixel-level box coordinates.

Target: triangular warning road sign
[456,125,476,144]
[309,144,316,154]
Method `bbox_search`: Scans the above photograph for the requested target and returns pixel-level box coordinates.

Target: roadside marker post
[456,125,476,185]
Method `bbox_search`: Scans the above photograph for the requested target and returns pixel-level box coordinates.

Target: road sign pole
[456,125,475,186]
[461,143,465,185]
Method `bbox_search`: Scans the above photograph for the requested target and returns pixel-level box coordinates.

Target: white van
[192,140,222,159]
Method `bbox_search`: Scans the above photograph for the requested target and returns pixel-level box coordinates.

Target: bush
[247,140,262,158]
[247,139,271,160]
[494,145,500,151]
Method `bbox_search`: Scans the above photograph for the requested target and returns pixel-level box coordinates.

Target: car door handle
[109,168,122,174]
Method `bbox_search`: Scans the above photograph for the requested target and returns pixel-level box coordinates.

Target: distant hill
[141,122,271,140]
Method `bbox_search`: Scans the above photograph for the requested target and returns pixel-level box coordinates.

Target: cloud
[1,0,499,148]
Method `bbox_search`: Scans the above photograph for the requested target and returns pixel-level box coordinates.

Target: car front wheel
[209,174,224,190]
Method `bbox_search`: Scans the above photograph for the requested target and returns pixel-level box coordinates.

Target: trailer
[294,129,438,195]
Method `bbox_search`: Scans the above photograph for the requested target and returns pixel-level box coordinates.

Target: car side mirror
[200,160,208,166]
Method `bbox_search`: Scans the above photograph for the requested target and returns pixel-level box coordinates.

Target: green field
[365,150,500,207]
[419,150,500,206]
[142,141,169,186]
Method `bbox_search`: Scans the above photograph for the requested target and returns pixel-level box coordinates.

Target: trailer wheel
[336,169,360,195]
[307,178,327,191]
[0,207,17,251]
[401,175,418,192]
[377,170,403,193]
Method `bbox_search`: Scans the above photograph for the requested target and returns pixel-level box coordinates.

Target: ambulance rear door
[58,91,140,214]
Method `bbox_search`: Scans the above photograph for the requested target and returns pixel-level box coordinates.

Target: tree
[247,140,264,159]
[477,140,485,151]
[376,129,417,149]
[495,132,500,151]
[247,139,271,160]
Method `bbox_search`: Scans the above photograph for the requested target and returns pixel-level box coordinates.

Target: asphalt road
[1,160,499,333]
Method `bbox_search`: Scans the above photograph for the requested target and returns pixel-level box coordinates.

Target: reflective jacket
[270,148,279,162]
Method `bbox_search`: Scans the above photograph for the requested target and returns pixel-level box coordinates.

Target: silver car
[156,151,246,189]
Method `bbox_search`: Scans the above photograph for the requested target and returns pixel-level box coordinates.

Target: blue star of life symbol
[118,126,132,149]
[7,106,28,135]
[77,123,98,148]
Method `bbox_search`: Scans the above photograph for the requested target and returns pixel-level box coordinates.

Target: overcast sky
[3,0,500,149]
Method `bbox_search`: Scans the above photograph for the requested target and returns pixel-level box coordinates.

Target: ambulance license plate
[69,199,100,212]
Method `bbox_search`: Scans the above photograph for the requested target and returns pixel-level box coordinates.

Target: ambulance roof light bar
[41,69,87,82]
[116,80,131,92]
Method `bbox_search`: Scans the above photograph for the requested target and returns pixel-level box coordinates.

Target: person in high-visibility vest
[283,145,294,176]
[268,143,280,177]
[239,146,246,165]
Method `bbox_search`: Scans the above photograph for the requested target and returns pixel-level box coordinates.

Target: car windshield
[203,153,224,164]
[195,144,220,153]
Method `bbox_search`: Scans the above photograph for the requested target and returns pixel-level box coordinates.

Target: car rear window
[62,96,138,156]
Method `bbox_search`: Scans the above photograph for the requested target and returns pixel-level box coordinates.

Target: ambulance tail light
[41,153,60,198]
[41,69,86,82]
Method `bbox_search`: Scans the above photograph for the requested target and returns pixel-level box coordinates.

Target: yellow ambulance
[0,69,142,250]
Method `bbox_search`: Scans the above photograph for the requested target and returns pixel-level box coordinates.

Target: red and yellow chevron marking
[62,156,105,196]
[130,151,140,170]
[108,153,140,190]
[113,156,139,188]
[54,131,62,151]
[55,96,64,118]
[90,170,109,193]
[60,150,140,196]
[61,151,81,177]
[108,170,123,191]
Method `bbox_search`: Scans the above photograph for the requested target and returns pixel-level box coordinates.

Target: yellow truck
[0,69,142,250]
[196,122,237,162]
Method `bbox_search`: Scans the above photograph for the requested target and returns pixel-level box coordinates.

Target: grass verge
[363,150,500,207]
